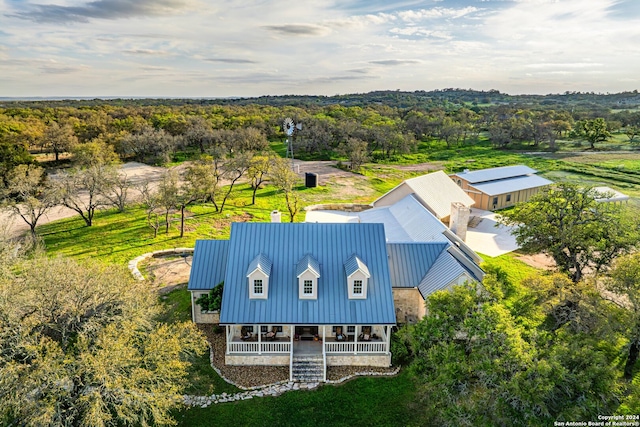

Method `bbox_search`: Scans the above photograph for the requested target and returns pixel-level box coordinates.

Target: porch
[224,324,392,356]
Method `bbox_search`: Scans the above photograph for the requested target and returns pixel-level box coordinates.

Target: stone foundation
[327,353,391,367]
[226,354,290,366]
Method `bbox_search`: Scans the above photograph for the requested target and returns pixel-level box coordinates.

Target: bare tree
[218,152,252,213]
[269,157,301,222]
[100,168,131,213]
[247,153,273,205]
[53,166,109,227]
[138,180,162,238]
[1,164,56,239]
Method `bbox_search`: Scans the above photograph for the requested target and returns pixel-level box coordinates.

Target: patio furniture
[335,327,346,341]
[265,327,278,341]
[240,327,252,341]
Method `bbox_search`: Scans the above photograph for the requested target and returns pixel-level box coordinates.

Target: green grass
[174,369,423,427]
[157,287,192,323]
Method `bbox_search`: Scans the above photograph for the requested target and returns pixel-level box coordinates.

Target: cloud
[397,7,480,22]
[122,49,169,56]
[11,0,195,24]
[263,24,329,36]
[369,59,421,66]
[526,62,603,69]
[40,65,88,74]
[203,58,258,64]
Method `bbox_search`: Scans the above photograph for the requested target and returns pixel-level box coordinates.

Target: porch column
[386,325,391,353]
[290,326,294,349]
[257,324,261,355]
[226,325,230,355]
[322,326,326,352]
[354,327,358,355]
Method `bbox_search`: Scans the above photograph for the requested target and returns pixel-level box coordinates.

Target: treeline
[2,98,640,171]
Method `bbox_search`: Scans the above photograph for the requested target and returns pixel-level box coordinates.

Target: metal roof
[403,171,475,219]
[296,254,321,278]
[418,251,473,297]
[344,255,371,278]
[469,174,553,196]
[359,194,450,243]
[453,165,538,184]
[386,242,449,289]
[246,253,272,277]
[219,223,396,325]
[187,240,229,291]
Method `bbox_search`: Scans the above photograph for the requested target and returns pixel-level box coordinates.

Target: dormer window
[344,254,370,299]
[297,254,320,300]
[253,279,263,295]
[353,280,363,295]
[246,253,272,299]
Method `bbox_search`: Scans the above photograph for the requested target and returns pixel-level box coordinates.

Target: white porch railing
[324,341,387,353]
[228,341,291,353]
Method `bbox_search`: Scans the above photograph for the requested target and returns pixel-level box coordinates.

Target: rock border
[128,247,194,281]
[183,343,401,408]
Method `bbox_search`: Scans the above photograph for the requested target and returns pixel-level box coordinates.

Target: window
[506,194,512,202]
[242,325,254,333]
[261,325,268,333]
[492,197,498,206]
[457,179,462,187]
[347,326,355,333]
[253,279,263,294]
[303,279,313,294]
[353,280,363,295]
[332,326,341,333]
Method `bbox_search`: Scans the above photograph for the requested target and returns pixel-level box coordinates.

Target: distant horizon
[2,87,640,103]
[1,1,638,98]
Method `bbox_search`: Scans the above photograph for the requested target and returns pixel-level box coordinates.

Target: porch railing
[228,341,291,353]
[324,341,387,353]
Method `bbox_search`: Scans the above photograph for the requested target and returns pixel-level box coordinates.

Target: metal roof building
[218,222,396,325]
[450,165,553,211]
[372,170,475,221]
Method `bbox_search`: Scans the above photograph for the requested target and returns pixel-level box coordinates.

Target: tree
[1,164,56,240]
[0,139,33,187]
[0,255,206,427]
[247,153,272,205]
[120,127,178,165]
[337,137,369,172]
[100,168,131,213]
[270,157,301,222]
[184,116,215,153]
[606,253,640,379]
[575,118,611,149]
[138,180,163,238]
[43,121,78,162]
[625,125,640,144]
[218,152,251,213]
[156,170,180,234]
[72,139,119,167]
[53,166,111,227]
[500,184,638,282]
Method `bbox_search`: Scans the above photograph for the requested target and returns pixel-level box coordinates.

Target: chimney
[270,210,281,223]
[449,202,470,241]
[463,169,470,174]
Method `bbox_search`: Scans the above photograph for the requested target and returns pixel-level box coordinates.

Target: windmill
[283,117,301,171]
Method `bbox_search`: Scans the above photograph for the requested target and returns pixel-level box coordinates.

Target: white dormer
[246,253,272,299]
[296,254,320,300]
[344,254,371,299]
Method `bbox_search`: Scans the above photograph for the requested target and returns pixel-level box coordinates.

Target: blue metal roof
[454,165,538,184]
[246,253,272,277]
[470,174,552,196]
[386,243,449,289]
[344,254,371,278]
[296,254,321,278]
[219,223,396,325]
[187,240,229,291]
[418,251,472,297]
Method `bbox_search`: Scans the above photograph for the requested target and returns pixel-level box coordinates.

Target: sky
[0,0,639,98]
